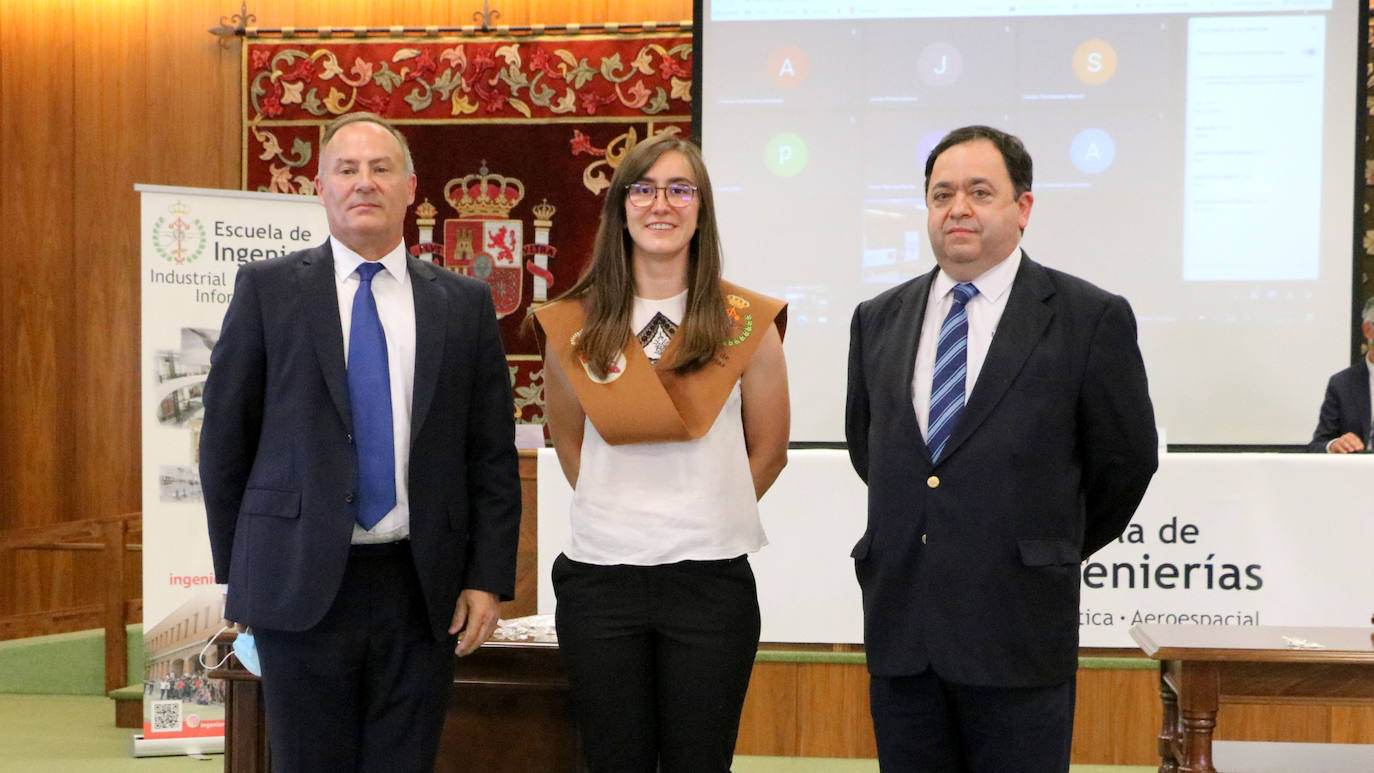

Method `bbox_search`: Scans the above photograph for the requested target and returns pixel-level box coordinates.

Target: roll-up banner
[136,184,328,756]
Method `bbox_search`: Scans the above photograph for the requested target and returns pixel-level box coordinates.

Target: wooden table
[1130,624,1374,773]
[209,636,583,772]
[437,640,585,772]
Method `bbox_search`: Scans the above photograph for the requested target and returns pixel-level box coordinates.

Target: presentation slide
[698,0,1360,444]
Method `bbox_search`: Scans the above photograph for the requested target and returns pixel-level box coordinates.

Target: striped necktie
[927,282,979,462]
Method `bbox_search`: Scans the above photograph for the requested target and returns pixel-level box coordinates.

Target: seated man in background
[1309,296,1374,452]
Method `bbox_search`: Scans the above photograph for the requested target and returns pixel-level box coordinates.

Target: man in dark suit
[1308,297,1374,453]
[845,125,1158,772]
[200,112,521,773]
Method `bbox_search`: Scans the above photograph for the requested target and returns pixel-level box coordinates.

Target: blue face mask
[199,625,263,678]
[232,630,262,677]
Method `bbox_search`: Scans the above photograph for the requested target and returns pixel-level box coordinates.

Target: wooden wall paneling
[10,552,52,616]
[4,536,122,623]
[0,0,9,534]
[0,0,76,532]
[0,0,5,232]
[795,663,875,758]
[71,0,146,529]
[520,1,607,24]
[216,1,247,189]
[1070,667,1161,765]
[1329,704,1374,741]
[0,4,6,444]
[606,0,692,23]
[1213,701,1374,745]
[0,606,107,641]
[0,515,139,624]
[12,552,75,616]
[0,550,10,616]
[124,538,142,613]
[143,0,242,191]
[238,0,399,28]
[736,661,799,756]
[1216,701,1334,743]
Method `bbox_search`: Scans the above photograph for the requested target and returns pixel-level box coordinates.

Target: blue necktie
[348,262,396,529]
[927,282,979,463]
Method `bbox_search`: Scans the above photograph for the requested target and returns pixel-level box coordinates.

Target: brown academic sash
[534,281,787,445]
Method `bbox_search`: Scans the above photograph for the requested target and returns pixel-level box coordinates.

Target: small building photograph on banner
[153,327,216,427]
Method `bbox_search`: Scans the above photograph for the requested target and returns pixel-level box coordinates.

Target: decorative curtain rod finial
[209,2,256,46]
[474,1,501,32]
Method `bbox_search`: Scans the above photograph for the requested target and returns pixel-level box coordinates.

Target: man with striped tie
[845,125,1158,773]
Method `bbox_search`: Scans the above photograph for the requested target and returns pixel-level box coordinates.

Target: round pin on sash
[570,329,626,384]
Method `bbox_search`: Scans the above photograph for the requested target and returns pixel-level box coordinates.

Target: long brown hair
[558,133,729,378]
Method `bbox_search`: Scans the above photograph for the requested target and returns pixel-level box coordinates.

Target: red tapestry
[243,34,693,423]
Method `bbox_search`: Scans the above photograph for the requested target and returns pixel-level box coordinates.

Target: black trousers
[869,668,1076,773]
[553,553,761,773]
[254,541,454,773]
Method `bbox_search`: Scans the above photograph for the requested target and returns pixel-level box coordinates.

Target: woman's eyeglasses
[625,182,698,208]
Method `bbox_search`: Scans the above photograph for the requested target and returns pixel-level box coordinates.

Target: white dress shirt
[912,247,1022,441]
[331,236,417,543]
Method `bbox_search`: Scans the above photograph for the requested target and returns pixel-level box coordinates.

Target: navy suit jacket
[200,241,521,639]
[845,253,1158,687]
[1307,362,1372,452]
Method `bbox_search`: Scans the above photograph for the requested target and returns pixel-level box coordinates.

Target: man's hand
[1327,432,1365,453]
[448,589,500,656]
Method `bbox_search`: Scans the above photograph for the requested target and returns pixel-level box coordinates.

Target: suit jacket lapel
[942,252,1054,461]
[1359,368,1373,443]
[898,269,936,464]
[408,257,447,449]
[301,243,353,433]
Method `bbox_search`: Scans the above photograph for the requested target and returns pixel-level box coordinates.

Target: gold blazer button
[926,475,940,488]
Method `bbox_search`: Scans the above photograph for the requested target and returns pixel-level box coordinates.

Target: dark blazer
[1307,363,1371,452]
[200,241,521,640]
[846,253,1158,687]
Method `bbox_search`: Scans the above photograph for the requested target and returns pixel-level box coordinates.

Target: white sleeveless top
[565,291,767,565]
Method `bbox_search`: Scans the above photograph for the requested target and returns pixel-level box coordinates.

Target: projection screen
[697,0,1364,445]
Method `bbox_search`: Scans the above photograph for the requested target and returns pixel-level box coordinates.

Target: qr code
[151,700,182,733]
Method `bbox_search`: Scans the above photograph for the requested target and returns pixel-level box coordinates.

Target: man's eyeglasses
[625,182,698,208]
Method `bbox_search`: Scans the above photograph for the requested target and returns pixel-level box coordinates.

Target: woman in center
[535,133,790,772]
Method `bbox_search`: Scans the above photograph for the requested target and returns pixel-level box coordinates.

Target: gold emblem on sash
[724,294,754,347]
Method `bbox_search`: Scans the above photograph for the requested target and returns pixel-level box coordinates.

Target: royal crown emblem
[446,164,526,219]
[410,163,558,319]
